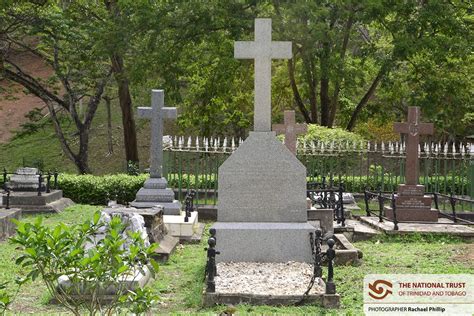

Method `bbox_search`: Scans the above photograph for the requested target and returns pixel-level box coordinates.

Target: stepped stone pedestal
[212,132,314,263]
[3,167,73,213]
[385,184,438,222]
[130,178,181,215]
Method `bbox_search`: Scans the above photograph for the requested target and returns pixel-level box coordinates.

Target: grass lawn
[0,205,473,315]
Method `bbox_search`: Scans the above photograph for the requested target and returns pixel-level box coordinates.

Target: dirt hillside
[0,50,52,143]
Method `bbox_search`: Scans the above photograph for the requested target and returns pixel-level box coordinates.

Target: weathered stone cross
[234,18,292,132]
[272,110,307,155]
[138,89,177,178]
[394,106,434,185]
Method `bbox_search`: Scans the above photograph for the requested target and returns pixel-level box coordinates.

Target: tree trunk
[287,59,312,123]
[346,63,388,131]
[319,42,330,126]
[110,54,139,164]
[104,95,114,154]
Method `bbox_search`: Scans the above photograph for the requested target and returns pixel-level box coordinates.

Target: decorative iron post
[37,173,43,197]
[53,170,58,189]
[5,188,10,210]
[433,193,439,211]
[325,238,336,295]
[204,232,220,293]
[364,190,370,216]
[314,229,323,278]
[46,172,51,193]
[391,193,399,230]
[2,168,6,188]
[449,192,457,223]
[377,191,384,222]
[338,183,345,227]
[184,196,191,222]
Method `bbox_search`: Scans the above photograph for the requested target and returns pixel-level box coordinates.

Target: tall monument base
[384,184,439,222]
[211,132,314,263]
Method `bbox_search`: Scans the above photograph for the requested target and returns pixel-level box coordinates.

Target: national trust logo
[368,279,393,300]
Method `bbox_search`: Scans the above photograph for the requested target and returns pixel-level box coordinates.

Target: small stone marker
[386,106,438,222]
[212,18,314,263]
[131,90,181,215]
[9,167,40,191]
[137,90,177,178]
[272,110,307,155]
[234,18,292,132]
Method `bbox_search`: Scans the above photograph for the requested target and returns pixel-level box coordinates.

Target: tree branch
[287,58,312,123]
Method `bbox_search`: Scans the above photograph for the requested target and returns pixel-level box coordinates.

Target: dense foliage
[10,213,159,315]
[58,174,148,205]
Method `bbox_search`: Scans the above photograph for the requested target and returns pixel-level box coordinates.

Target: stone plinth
[0,208,21,240]
[213,222,314,262]
[385,184,438,222]
[130,178,181,215]
[2,190,73,214]
[212,132,314,263]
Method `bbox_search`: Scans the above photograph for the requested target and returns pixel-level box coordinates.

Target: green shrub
[58,174,148,205]
[300,124,367,145]
[10,213,159,316]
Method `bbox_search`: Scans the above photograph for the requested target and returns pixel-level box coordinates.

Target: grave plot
[206,18,340,307]
[1,168,73,213]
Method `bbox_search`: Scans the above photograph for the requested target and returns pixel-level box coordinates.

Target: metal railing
[363,190,474,230]
[161,138,473,205]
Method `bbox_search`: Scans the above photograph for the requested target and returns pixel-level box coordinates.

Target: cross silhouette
[234,18,292,132]
[137,90,177,178]
[272,110,307,155]
[394,107,434,185]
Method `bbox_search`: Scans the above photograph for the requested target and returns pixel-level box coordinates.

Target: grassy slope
[0,100,179,175]
[0,205,472,315]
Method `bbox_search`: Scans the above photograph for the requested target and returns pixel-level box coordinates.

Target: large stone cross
[272,110,307,155]
[234,18,292,132]
[138,89,177,178]
[394,106,434,185]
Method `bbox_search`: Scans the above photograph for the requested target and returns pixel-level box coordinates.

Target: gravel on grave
[215,261,325,296]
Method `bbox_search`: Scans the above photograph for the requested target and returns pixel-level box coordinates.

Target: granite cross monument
[131,90,181,215]
[234,18,292,132]
[137,90,177,178]
[385,106,438,222]
[212,18,314,263]
[272,110,307,155]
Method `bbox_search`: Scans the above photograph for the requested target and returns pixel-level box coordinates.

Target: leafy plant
[0,278,25,316]
[300,124,366,145]
[10,212,159,316]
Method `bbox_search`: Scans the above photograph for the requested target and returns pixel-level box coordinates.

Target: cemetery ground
[0,205,472,315]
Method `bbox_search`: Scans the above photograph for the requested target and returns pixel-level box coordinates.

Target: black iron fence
[363,190,474,230]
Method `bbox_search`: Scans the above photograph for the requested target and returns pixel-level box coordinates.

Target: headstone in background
[272,110,307,155]
[2,167,73,213]
[212,18,314,263]
[131,90,181,215]
[8,167,41,191]
[385,106,438,222]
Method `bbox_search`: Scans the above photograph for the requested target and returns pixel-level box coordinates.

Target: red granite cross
[394,106,434,185]
[272,110,307,155]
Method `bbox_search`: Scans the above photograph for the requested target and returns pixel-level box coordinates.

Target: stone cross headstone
[385,106,437,222]
[212,18,314,263]
[394,106,434,185]
[234,18,292,132]
[131,90,181,215]
[137,90,177,178]
[272,110,307,155]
